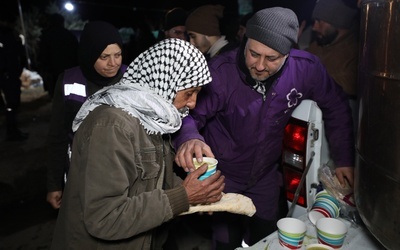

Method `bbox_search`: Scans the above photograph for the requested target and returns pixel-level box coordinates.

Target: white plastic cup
[192,157,218,180]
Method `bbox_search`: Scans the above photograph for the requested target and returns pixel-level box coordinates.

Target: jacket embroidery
[286,88,303,108]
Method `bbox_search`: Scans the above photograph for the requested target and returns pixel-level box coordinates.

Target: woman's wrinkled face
[173,86,202,111]
[245,39,287,81]
[94,43,122,78]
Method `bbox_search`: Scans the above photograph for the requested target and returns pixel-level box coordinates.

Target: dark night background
[10,0,318,28]
[1,0,320,72]
[14,0,243,28]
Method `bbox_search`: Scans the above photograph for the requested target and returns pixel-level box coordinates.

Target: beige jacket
[307,30,359,96]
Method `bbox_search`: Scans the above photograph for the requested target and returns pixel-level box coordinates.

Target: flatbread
[179,193,256,217]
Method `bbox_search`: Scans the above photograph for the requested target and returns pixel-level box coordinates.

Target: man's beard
[314,29,339,46]
[178,106,189,118]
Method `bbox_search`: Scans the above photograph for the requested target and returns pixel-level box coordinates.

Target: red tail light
[284,122,307,153]
[282,118,309,207]
[283,167,306,206]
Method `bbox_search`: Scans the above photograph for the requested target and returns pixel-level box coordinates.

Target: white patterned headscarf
[72,38,211,135]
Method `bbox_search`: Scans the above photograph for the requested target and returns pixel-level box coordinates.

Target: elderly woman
[51,38,225,249]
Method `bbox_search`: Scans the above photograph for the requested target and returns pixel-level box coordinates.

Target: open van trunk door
[282,100,330,218]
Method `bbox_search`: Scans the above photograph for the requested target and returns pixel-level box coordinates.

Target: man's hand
[182,164,225,205]
[335,166,354,187]
[47,191,63,209]
[175,139,214,172]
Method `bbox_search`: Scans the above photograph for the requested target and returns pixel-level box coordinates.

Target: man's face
[312,19,339,46]
[173,86,202,110]
[245,39,287,82]
[94,44,122,77]
[165,25,187,40]
[187,31,211,54]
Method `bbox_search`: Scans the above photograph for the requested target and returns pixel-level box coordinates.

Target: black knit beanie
[312,0,358,29]
[78,21,123,85]
[164,8,187,31]
[246,7,298,55]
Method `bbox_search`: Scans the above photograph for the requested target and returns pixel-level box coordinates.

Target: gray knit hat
[246,7,299,55]
[312,0,358,29]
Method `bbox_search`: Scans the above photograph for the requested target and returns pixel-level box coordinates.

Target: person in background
[0,12,29,141]
[163,7,187,40]
[173,7,355,249]
[185,4,238,60]
[236,12,253,43]
[50,38,225,249]
[124,13,157,63]
[46,21,127,209]
[37,13,79,99]
[306,0,359,132]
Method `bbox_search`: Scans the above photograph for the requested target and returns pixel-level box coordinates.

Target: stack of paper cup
[308,190,341,225]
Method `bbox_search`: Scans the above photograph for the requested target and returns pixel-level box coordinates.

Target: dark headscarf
[78,21,123,86]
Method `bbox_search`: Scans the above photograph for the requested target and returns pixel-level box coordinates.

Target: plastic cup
[277,218,306,249]
[192,157,218,180]
[316,218,348,249]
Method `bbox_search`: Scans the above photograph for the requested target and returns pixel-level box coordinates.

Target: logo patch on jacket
[286,88,303,108]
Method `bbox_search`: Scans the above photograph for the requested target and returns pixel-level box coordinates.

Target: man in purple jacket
[173,7,355,249]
